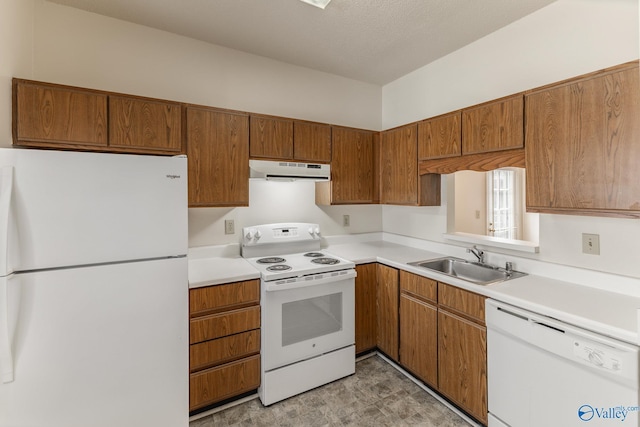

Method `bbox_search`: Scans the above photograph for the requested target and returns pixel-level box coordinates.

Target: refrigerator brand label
[166,174,181,179]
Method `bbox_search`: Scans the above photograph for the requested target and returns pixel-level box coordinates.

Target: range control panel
[242,223,321,246]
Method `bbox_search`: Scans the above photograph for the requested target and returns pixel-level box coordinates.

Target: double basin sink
[408,257,526,286]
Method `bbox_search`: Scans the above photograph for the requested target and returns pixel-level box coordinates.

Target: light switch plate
[582,233,600,255]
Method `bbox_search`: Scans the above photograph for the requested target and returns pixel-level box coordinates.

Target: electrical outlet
[475,210,480,219]
[343,214,350,227]
[582,233,600,255]
[225,219,235,235]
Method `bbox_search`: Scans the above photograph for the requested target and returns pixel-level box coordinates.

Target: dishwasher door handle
[532,320,566,334]
[497,306,529,322]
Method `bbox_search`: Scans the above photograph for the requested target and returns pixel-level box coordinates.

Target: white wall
[382,0,640,278]
[29,0,383,247]
[454,171,486,236]
[32,1,381,131]
[189,180,382,247]
[0,0,35,148]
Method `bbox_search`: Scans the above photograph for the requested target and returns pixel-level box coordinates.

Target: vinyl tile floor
[190,355,472,426]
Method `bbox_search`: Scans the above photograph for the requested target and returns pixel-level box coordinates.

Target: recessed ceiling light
[298,0,332,9]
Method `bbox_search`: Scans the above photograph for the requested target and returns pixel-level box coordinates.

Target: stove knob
[314,227,320,236]
[255,230,262,240]
[245,228,256,241]
[308,227,315,236]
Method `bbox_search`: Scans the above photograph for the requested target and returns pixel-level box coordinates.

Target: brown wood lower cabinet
[189,355,260,412]
[376,264,399,361]
[355,263,377,354]
[438,309,487,424]
[189,280,260,413]
[399,294,437,388]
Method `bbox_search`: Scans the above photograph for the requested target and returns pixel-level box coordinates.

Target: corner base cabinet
[188,280,260,413]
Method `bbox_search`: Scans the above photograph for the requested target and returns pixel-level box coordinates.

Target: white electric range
[242,223,356,406]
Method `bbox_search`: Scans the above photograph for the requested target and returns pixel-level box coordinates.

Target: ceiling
[46,0,557,85]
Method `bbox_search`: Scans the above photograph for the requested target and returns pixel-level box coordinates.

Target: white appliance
[0,148,189,427]
[242,223,355,406]
[249,159,330,181]
[486,299,639,427]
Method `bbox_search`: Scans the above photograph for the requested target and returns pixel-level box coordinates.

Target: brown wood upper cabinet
[525,62,640,218]
[462,94,524,155]
[14,79,108,148]
[249,114,331,163]
[13,79,184,155]
[293,121,331,163]
[316,126,377,205]
[186,106,250,207]
[109,96,181,153]
[381,124,418,205]
[381,124,441,206]
[418,111,461,160]
[249,114,293,160]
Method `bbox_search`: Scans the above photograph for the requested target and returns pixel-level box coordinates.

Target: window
[448,167,539,252]
[486,169,521,240]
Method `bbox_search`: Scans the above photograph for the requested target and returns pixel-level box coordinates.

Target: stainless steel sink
[408,257,526,286]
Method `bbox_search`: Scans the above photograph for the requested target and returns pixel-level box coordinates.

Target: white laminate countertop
[188,240,640,345]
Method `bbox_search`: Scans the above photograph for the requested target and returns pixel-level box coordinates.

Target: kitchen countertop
[188,239,640,345]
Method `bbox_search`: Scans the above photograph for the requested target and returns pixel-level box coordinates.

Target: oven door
[261,273,355,372]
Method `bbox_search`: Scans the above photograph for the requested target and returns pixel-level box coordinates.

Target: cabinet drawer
[400,271,437,303]
[190,330,260,373]
[189,355,260,411]
[189,280,259,317]
[438,283,486,324]
[190,306,260,344]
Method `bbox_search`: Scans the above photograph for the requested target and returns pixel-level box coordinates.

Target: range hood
[249,159,330,181]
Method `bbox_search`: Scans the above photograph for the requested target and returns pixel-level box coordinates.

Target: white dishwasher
[486,299,639,427]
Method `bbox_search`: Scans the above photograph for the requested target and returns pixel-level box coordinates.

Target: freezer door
[0,258,188,427]
[0,148,187,274]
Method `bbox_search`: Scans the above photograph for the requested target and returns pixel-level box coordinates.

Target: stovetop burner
[304,252,324,258]
[266,264,292,272]
[311,257,340,265]
[257,257,286,264]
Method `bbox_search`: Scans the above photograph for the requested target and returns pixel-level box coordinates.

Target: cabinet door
[355,263,377,354]
[418,111,461,160]
[525,65,640,216]
[380,124,418,205]
[187,107,249,207]
[376,264,399,361]
[462,94,524,155]
[399,294,437,388]
[438,310,487,424]
[294,121,331,163]
[14,79,107,147]
[249,115,293,160]
[330,127,375,204]
[109,96,181,153]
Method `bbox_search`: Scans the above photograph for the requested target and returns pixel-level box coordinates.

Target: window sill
[443,232,539,253]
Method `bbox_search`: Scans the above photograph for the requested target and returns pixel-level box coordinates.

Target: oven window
[282,293,343,346]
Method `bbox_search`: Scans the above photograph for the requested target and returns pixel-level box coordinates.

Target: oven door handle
[264,269,357,292]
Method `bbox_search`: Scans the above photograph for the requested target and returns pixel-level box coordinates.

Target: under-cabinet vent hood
[249,160,330,181]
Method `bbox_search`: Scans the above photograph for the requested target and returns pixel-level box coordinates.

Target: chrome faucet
[467,245,485,264]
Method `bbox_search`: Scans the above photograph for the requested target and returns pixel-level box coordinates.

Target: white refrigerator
[0,148,189,427]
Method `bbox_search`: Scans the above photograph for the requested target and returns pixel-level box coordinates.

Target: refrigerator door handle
[0,166,14,276]
[0,276,13,383]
